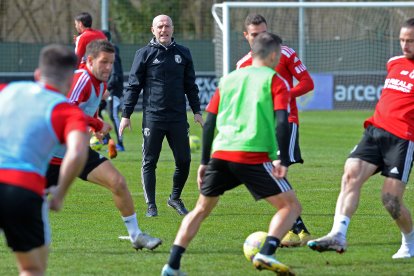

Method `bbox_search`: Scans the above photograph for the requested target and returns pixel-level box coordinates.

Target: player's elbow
[305,77,315,91]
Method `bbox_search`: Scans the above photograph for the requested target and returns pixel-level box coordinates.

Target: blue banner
[297,74,334,111]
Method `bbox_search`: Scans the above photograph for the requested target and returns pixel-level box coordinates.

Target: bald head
[151,15,174,46]
[152,15,173,27]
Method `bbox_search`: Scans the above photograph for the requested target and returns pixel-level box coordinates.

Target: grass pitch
[1,110,414,275]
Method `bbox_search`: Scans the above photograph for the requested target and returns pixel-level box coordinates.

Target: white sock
[330,214,350,238]
[122,213,142,241]
[402,230,414,244]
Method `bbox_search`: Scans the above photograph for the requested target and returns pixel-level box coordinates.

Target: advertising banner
[297,74,334,111]
[195,74,219,110]
[333,74,385,109]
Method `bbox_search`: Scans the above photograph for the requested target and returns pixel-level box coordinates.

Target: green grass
[2,110,414,275]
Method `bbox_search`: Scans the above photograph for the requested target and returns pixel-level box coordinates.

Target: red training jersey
[75,28,106,68]
[50,69,106,165]
[236,46,314,124]
[364,56,414,141]
[68,68,106,131]
[205,74,289,164]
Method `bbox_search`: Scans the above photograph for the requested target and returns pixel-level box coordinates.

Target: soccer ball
[243,231,267,261]
[189,135,201,152]
[90,136,103,151]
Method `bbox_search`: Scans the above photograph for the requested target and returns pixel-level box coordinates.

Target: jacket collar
[149,37,176,49]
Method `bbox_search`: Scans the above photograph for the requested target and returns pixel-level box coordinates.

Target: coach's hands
[119,117,132,137]
[197,164,207,190]
[194,113,204,127]
[272,160,288,178]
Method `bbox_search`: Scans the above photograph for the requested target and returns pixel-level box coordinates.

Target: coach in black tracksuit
[120,15,204,217]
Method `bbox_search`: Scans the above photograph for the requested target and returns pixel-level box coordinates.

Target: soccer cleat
[146,205,158,217]
[281,231,301,247]
[167,197,189,216]
[161,264,187,276]
[298,230,313,246]
[392,232,414,259]
[132,233,162,250]
[392,245,414,259]
[108,139,117,159]
[252,253,295,275]
[116,143,125,151]
[307,233,347,254]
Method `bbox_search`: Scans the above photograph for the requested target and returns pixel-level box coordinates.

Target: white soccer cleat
[132,233,162,250]
[392,232,414,259]
[307,233,347,254]
[392,244,414,259]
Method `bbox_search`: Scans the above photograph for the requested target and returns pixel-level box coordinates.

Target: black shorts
[200,158,293,200]
[278,123,304,165]
[46,148,106,187]
[0,183,50,252]
[349,125,414,183]
[288,122,304,165]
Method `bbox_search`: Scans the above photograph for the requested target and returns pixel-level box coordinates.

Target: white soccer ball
[243,231,267,261]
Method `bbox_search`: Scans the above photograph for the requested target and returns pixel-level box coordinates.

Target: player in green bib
[162,32,301,276]
[213,66,279,160]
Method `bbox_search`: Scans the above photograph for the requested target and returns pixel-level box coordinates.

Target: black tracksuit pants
[141,120,191,206]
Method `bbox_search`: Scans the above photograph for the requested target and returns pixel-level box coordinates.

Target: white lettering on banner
[334,85,382,102]
[383,78,413,93]
[195,76,219,108]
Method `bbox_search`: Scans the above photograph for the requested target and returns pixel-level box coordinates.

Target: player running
[46,40,162,251]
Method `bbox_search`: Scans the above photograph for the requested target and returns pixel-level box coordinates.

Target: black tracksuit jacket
[122,38,201,122]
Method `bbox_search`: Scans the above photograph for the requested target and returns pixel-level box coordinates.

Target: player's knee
[341,168,360,191]
[279,193,302,218]
[111,174,128,194]
[382,192,401,220]
[193,202,213,218]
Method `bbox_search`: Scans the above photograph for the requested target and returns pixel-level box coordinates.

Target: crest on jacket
[175,55,182,64]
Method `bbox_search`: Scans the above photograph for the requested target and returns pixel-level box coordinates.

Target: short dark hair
[251,32,282,60]
[85,39,115,58]
[402,18,414,29]
[75,12,92,28]
[245,14,267,29]
[39,44,77,81]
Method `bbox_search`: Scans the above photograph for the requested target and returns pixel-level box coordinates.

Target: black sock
[168,245,186,270]
[290,224,299,235]
[293,216,310,234]
[259,236,280,255]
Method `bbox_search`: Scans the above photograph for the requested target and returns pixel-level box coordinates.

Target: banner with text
[333,74,385,110]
